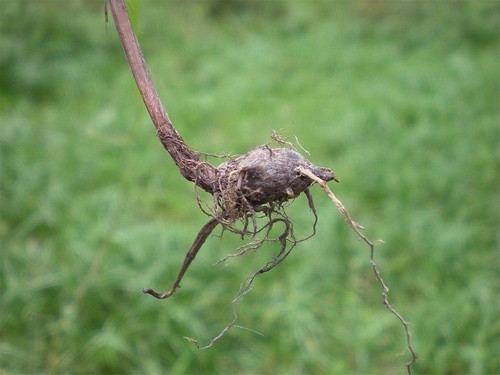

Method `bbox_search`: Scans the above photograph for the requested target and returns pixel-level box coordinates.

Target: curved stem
[108,0,217,192]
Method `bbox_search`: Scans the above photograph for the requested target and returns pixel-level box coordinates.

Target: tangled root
[143,141,417,373]
[144,138,337,299]
[142,140,335,348]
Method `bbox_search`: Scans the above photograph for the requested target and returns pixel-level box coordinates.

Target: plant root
[142,218,219,299]
[187,214,298,350]
[143,143,334,300]
[297,167,418,375]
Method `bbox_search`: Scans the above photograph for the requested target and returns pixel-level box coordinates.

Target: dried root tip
[142,287,175,299]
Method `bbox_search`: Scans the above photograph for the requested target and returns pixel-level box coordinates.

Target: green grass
[1,1,498,374]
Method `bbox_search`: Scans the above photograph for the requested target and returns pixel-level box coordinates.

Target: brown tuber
[217,146,338,206]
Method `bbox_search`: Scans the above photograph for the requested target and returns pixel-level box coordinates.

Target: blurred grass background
[1,0,498,374]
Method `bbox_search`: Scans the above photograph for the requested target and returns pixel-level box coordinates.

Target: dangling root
[186,216,297,350]
[296,167,418,375]
[142,218,219,299]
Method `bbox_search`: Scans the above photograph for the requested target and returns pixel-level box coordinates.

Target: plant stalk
[108,0,217,193]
